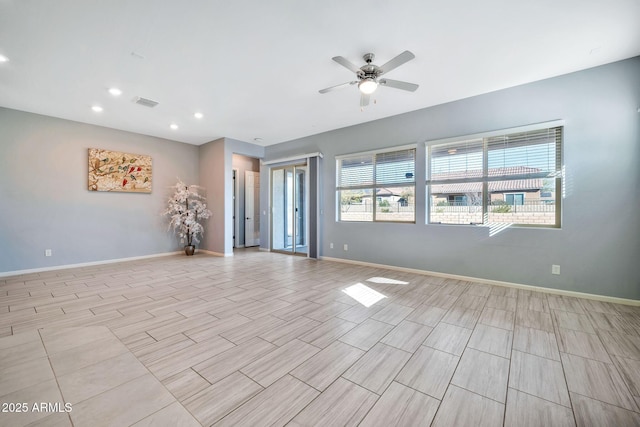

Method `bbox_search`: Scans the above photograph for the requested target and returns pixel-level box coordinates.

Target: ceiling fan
[319,50,419,108]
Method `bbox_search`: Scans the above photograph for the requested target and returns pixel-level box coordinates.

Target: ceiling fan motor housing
[359,53,382,80]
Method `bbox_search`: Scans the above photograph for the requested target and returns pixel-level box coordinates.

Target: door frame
[244,170,260,247]
[232,168,242,249]
[269,163,308,257]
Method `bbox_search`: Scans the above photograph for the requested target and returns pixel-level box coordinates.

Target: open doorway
[232,154,261,249]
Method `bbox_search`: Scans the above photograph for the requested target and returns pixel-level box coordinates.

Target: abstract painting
[88,148,152,192]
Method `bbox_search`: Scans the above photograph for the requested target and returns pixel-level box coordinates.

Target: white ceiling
[1,0,638,146]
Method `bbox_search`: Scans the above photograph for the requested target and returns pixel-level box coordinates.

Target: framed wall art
[88,148,152,193]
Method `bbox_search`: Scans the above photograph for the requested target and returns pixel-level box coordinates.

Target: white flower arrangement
[163,179,212,247]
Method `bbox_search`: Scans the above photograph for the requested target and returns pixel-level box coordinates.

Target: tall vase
[184,245,195,256]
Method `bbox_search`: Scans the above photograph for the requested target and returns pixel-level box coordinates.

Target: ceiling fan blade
[332,56,363,74]
[379,78,419,92]
[379,50,415,74]
[360,93,370,108]
[319,81,357,94]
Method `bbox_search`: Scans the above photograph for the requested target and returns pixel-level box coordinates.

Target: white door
[245,171,260,246]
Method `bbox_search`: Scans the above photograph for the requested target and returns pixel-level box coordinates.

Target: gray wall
[0,108,200,273]
[198,138,226,254]
[262,57,640,299]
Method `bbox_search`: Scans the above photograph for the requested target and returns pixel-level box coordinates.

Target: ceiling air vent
[133,96,159,108]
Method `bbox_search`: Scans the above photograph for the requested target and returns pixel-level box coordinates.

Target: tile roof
[431,166,543,181]
[431,178,543,194]
[430,167,545,194]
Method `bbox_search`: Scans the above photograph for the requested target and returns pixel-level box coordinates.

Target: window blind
[487,127,561,179]
[338,154,373,189]
[375,149,416,186]
[427,125,562,227]
[430,138,483,181]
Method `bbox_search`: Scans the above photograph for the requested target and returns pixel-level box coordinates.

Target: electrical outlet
[552,264,560,275]
[45,249,52,257]
[343,244,348,251]
[330,243,333,249]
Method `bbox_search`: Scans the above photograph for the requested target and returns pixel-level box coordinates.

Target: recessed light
[108,87,122,96]
[0,55,8,63]
[194,112,203,119]
[91,105,103,113]
[170,123,178,130]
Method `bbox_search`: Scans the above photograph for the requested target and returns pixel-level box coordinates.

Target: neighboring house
[341,187,411,212]
[375,188,415,208]
[375,188,405,205]
[430,167,553,206]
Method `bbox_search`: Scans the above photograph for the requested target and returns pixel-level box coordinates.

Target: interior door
[244,171,260,247]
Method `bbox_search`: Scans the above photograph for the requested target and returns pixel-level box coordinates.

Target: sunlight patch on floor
[366,277,409,285]
[342,283,387,307]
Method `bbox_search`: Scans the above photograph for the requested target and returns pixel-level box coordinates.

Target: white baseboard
[5,251,635,306]
[258,247,270,252]
[198,250,233,257]
[320,256,640,306]
[0,251,183,278]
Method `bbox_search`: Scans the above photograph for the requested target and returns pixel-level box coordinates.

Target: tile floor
[1,249,639,426]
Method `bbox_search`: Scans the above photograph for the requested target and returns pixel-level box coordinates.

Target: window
[427,124,562,227]
[505,193,524,206]
[337,146,415,222]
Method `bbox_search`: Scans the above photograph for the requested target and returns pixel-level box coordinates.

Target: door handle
[246,217,251,220]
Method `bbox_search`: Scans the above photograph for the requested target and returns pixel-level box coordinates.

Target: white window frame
[426,121,563,228]
[336,144,417,223]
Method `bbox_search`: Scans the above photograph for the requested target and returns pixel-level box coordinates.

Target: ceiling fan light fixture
[358,78,378,94]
